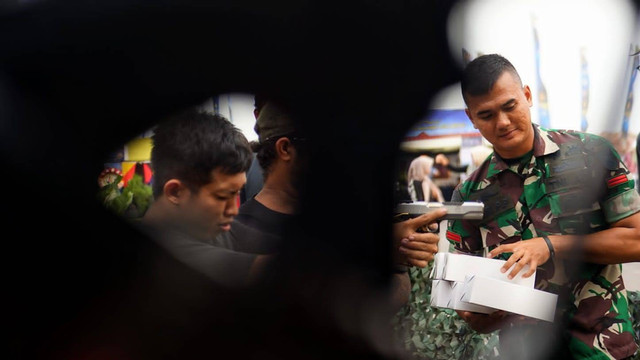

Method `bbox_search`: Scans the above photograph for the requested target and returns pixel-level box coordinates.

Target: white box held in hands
[430,279,495,314]
[430,252,535,288]
[460,274,558,322]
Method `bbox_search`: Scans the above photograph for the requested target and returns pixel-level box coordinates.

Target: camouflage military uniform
[448,124,640,360]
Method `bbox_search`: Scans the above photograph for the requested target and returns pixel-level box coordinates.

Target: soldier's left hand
[487,237,551,279]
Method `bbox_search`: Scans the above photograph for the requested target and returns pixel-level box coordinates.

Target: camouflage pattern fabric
[448,124,640,360]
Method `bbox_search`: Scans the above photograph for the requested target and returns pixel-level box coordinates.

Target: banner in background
[404,109,479,140]
[581,47,590,132]
[532,16,551,128]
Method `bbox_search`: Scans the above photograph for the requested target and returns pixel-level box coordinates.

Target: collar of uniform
[532,124,560,157]
[485,124,560,178]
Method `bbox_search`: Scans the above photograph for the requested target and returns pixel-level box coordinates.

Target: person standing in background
[239,94,266,204]
[214,97,449,310]
[214,98,300,254]
[434,145,493,183]
[406,154,445,202]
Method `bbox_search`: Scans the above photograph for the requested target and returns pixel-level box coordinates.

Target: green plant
[97,173,153,219]
[121,174,153,218]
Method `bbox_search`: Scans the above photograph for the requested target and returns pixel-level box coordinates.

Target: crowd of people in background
[402,144,494,203]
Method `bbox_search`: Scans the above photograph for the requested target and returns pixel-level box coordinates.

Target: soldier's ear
[465,108,477,129]
[523,85,533,106]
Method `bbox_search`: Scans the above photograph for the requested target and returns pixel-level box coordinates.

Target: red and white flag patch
[607,174,628,188]
[446,230,461,243]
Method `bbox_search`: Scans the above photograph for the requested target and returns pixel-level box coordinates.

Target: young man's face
[180,168,246,240]
[464,71,535,159]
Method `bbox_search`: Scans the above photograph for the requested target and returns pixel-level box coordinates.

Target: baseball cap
[254,100,296,143]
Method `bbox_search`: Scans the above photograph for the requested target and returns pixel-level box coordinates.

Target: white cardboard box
[430,279,495,314]
[430,252,535,288]
[460,274,558,322]
[429,279,453,308]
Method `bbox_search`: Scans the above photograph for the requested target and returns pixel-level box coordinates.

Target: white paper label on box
[430,280,495,314]
[461,274,557,322]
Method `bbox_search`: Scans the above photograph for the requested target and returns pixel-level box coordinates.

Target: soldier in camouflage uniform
[447,54,640,360]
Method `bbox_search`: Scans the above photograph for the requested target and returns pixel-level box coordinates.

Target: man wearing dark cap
[238,95,266,203]
[214,97,452,309]
[213,99,308,254]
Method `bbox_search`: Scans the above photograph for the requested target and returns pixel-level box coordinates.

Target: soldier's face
[465,71,535,159]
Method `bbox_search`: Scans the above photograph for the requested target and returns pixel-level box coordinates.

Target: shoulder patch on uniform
[446,230,461,243]
[607,174,628,188]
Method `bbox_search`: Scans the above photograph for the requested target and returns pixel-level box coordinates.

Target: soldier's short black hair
[461,54,522,104]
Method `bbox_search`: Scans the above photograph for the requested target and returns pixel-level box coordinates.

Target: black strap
[542,235,555,260]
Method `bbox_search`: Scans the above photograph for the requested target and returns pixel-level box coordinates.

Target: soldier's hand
[488,237,551,279]
[507,314,542,327]
[392,208,447,268]
[456,310,510,334]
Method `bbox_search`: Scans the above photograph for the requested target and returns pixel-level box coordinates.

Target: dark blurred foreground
[3,1,637,359]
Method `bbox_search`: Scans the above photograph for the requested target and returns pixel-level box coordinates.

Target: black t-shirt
[213,197,294,254]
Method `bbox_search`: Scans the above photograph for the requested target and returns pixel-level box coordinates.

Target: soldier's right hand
[456,310,511,334]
